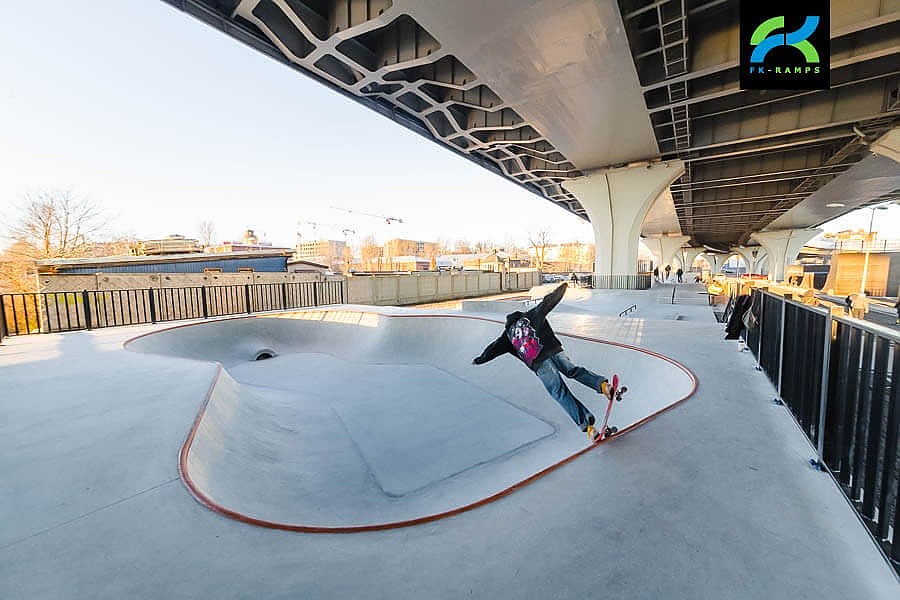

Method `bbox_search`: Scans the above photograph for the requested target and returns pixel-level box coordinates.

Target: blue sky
[0,1,896,252]
[0,0,593,250]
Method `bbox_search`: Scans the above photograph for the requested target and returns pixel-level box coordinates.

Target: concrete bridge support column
[645,234,690,272]
[682,247,705,272]
[751,229,821,283]
[703,252,729,275]
[730,247,757,274]
[757,253,770,277]
[566,160,684,279]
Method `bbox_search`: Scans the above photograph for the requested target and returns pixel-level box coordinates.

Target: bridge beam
[751,229,822,283]
[870,126,900,164]
[566,160,685,278]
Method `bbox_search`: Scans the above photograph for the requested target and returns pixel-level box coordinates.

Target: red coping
[126,311,698,533]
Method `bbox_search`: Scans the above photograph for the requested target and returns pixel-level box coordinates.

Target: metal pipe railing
[0,280,346,338]
[747,288,899,572]
[590,274,652,290]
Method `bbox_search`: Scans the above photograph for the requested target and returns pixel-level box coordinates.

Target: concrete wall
[37,271,327,293]
[346,270,540,306]
[25,272,541,332]
[35,270,540,308]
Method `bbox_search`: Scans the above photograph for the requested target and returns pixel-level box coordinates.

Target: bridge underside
[162,0,899,253]
[618,0,900,248]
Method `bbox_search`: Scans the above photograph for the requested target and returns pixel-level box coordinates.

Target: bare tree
[6,191,106,259]
[436,237,453,255]
[359,235,383,271]
[454,239,472,254]
[0,191,111,292]
[197,220,216,248]
[528,229,552,270]
[473,240,493,253]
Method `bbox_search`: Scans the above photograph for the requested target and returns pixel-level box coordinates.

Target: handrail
[618,304,637,317]
[0,280,347,338]
[748,288,900,572]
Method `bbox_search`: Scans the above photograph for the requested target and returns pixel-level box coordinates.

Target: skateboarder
[472,282,611,441]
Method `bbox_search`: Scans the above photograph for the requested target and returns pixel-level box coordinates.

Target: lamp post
[860,204,889,294]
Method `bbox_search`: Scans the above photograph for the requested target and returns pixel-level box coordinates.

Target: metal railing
[618,304,638,317]
[590,274,652,290]
[0,280,345,339]
[745,288,900,572]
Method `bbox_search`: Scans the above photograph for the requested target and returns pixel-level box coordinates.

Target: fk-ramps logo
[740,0,830,90]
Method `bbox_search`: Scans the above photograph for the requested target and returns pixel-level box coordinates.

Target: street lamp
[860,203,889,294]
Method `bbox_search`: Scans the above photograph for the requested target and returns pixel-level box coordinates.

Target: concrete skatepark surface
[1,285,898,598]
[125,309,695,530]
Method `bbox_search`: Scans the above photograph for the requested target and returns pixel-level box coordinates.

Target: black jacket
[473,283,567,371]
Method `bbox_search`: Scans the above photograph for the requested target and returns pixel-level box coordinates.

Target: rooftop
[36,249,294,272]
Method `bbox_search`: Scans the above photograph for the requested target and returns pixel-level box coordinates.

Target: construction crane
[329,206,403,225]
[297,221,356,241]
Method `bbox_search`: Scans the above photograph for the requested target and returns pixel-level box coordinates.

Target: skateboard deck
[596,374,627,442]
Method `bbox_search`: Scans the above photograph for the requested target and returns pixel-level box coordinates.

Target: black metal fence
[745,288,899,572]
[0,281,345,338]
[590,273,652,290]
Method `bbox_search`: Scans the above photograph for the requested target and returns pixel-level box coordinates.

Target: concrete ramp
[125,309,696,530]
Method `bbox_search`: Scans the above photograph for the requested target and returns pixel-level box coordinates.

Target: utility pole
[859,204,889,293]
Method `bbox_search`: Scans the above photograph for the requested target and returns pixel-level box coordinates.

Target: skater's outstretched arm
[472,334,510,365]
[528,282,567,328]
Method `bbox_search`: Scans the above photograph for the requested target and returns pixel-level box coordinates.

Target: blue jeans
[534,352,607,431]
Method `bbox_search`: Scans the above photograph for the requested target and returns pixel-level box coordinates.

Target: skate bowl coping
[125,309,697,532]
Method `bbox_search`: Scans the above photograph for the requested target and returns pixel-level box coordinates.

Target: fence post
[816,312,833,460]
[313,281,319,306]
[0,295,7,341]
[281,282,288,310]
[776,295,787,396]
[148,289,157,324]
[244,284,252,314]
[201,286,209,319]
[82,290,93,330]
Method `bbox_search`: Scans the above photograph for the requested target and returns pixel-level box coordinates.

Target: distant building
[36,250,292,275]
[390,255,431,271]
[131,234,202,256]
[533,242,594,272]
[436,254,477,270]
[210,229,292,253]
[295,239,348,273]
[384,239,439,262]
[461,252,531,272]
[286,258,330,274]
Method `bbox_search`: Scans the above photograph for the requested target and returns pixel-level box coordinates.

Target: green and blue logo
[749,16,820,64]
[740,2,829,90]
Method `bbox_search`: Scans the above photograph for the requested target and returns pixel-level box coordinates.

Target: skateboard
[597,374,627,441]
